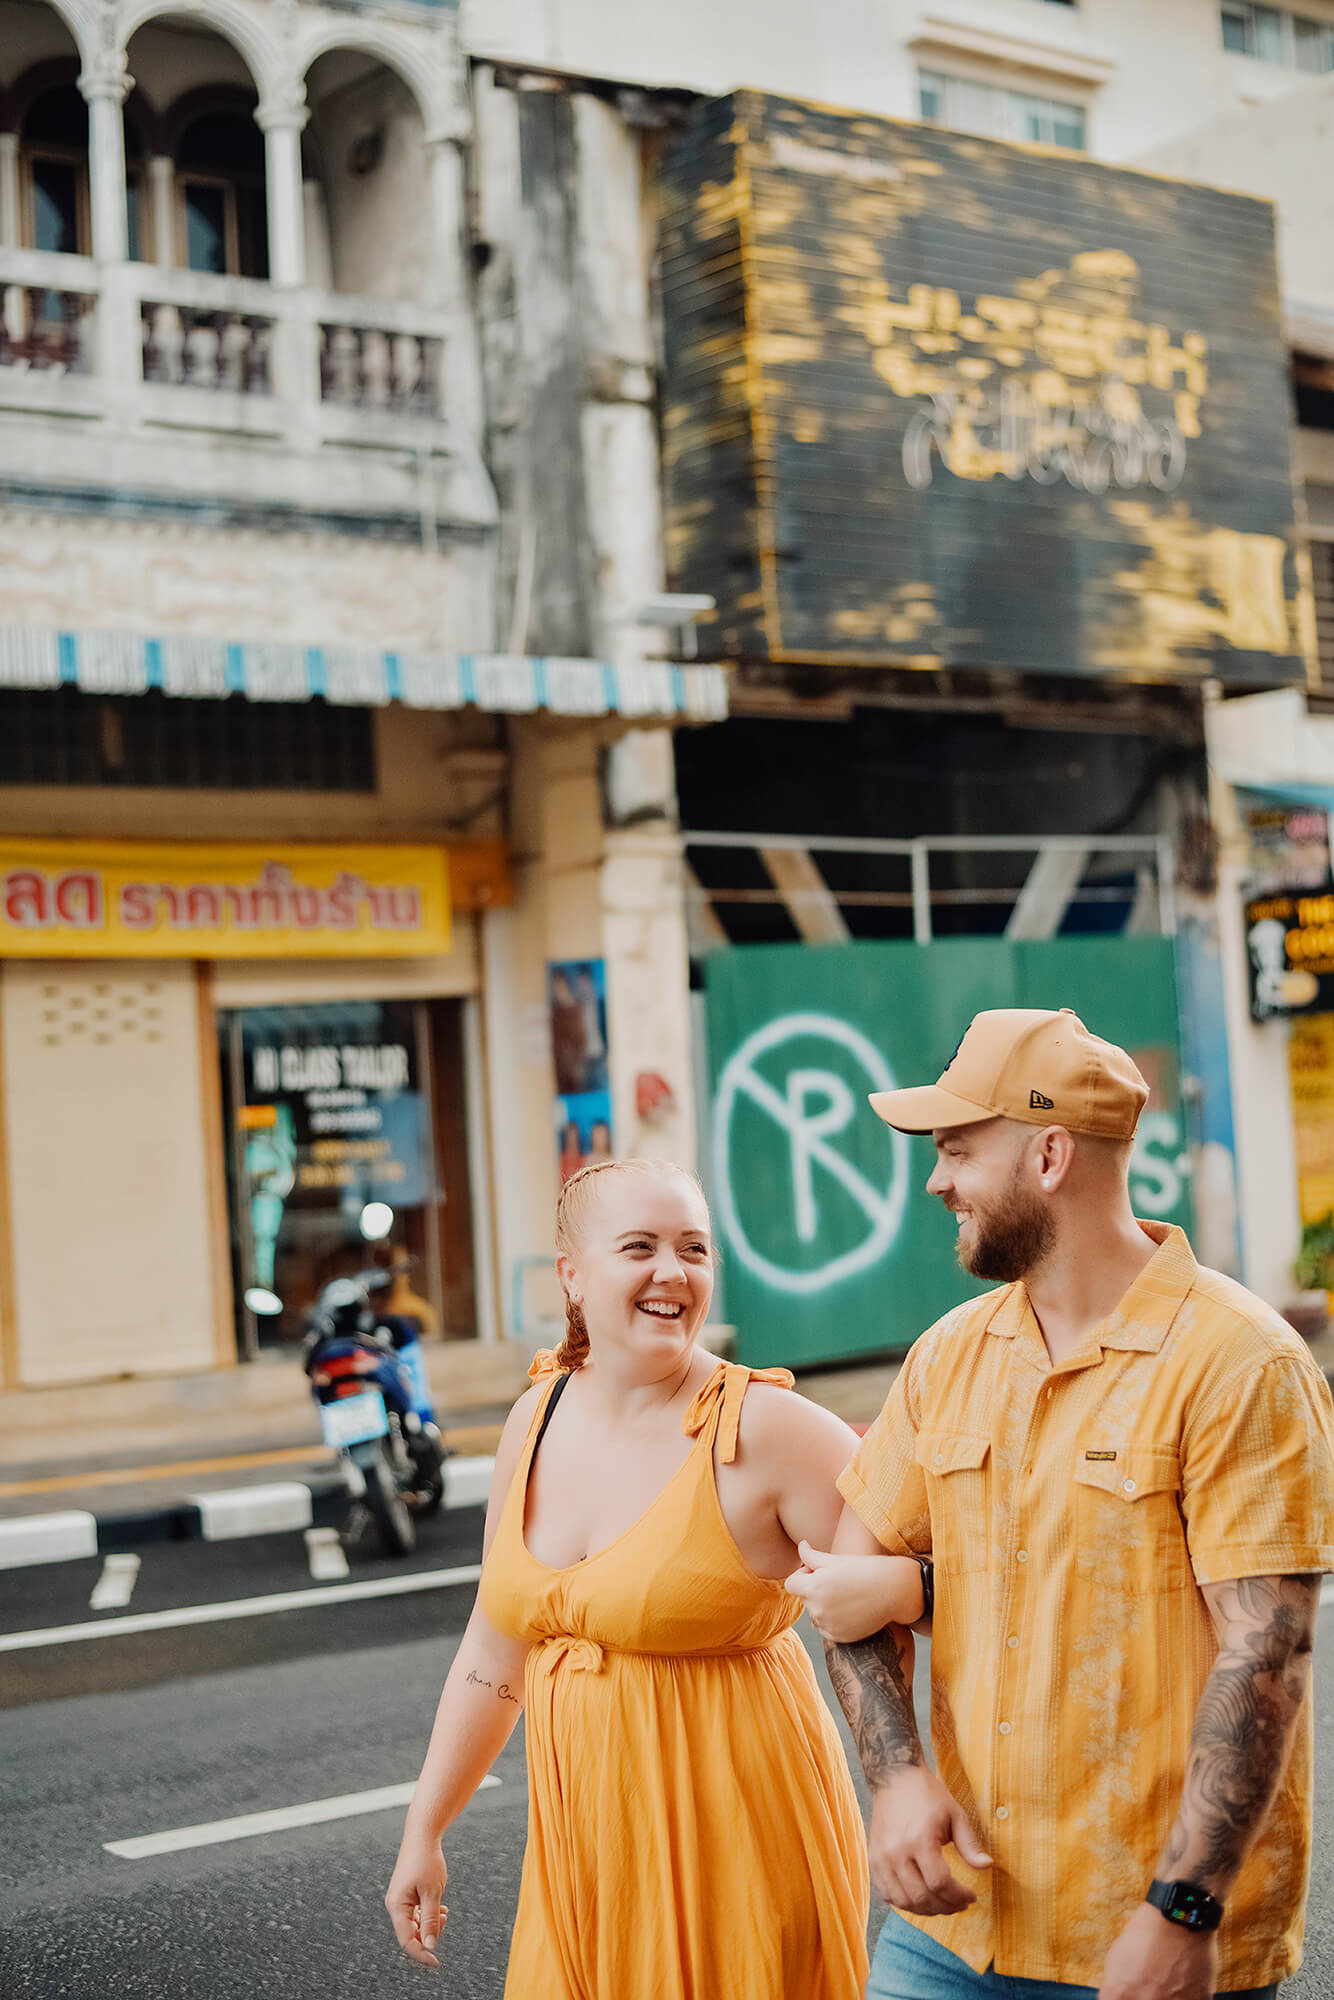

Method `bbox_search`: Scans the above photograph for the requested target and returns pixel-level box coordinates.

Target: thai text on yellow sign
[0,840,452,958]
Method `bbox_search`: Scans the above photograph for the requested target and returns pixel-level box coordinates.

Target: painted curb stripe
[0,1510,98,1571]
[4,1458,495,1567]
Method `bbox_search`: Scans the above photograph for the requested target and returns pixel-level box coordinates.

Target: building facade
[2,0,1327,1388]
[0,0,720,1390]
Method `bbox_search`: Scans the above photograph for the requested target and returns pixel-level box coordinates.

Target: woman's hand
[785,1542,924,1642]
[385,1831,449,1969]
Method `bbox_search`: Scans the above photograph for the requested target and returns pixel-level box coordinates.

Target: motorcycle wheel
[409,1436,446,1515]
[363,1452,416,1556]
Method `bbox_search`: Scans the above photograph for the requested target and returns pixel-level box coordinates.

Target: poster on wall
[1238,794,1331,895]
[549,959,613,1182]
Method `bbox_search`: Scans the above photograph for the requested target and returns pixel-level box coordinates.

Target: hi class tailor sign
[0,840,456,958]
[658,93,1309,686]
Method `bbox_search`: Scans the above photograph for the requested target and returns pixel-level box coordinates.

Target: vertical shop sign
[1289,1015,1334,1225]
[549,959,613,1181]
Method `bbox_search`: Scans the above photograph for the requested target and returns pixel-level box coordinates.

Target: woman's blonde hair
[554,1157,708,1370]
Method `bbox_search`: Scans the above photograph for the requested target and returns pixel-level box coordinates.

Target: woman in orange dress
[385,1157,923,1998]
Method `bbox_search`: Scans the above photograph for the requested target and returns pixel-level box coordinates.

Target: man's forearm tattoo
[824,1628,924,1785]
[1160,1574,1317,1892]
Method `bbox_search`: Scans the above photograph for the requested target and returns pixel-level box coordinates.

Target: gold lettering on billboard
[843,252,1208,496]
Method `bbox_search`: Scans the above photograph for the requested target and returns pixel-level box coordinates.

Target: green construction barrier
[703,937,1193,1369]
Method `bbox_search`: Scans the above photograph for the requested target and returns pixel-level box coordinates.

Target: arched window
[20,82,89,256]
[175,109,267,278]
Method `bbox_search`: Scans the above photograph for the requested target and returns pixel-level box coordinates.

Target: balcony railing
[0,248,452,443]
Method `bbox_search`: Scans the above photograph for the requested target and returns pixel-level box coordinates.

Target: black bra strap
[531,1369,572,1458]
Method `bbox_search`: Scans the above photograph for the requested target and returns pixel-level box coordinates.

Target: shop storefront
[0,832,507,1387]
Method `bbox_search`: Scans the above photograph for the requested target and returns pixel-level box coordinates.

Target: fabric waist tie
[532,1633,788,1675]
[537,1635,606,1675]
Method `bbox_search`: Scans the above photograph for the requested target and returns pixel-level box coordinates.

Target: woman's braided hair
[553,1157,707,1371]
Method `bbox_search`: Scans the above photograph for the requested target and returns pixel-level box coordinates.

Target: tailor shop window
[0,689,375,790]
[220,1001,476,1357]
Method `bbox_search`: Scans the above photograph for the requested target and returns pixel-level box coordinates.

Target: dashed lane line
[104,1776,502,1859]
[0,1561,484,1654]
[89,1553,141,1611]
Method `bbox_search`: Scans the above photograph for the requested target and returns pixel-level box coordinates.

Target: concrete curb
[0,1454,495,1572]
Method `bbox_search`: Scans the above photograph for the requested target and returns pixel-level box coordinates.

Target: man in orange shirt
[822,1008,1334,2000]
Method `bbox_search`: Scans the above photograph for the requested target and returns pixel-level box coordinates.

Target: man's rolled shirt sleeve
[1182,1350,1334,1586]
[837,1349,931,1556]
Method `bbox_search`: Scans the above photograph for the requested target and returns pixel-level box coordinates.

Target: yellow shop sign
[0,839,454,958]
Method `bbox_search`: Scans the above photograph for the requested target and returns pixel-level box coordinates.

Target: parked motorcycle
[302,1272,446,1556]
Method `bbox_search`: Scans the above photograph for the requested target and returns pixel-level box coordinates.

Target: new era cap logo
[1030,1089,1055,1110]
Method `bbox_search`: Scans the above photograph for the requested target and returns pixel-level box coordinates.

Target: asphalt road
[3,1521,1334,1999]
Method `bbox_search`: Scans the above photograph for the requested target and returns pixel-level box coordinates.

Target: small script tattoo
[466,1670,521,1706]
[823,1628,924,1785]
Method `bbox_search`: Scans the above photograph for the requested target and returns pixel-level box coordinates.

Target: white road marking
[0,1561,483,1654]
[89,1553,140,1612]
[104,1775,502,1860]
[304,1527,350,1582]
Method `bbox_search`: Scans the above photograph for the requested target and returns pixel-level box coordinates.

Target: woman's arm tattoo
[466,1669,521,1706]
[823,1627,924,1786]
[1158,1573,1318,1893]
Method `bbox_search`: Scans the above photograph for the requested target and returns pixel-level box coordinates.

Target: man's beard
[956,1164,1055,1281]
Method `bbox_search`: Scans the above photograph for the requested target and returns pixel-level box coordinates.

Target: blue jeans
[868,1909,1280,2000]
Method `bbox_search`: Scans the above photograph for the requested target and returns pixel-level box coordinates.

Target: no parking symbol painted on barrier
[713,1012,910,1296]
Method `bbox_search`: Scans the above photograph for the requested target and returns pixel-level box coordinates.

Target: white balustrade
[0,250,450,443]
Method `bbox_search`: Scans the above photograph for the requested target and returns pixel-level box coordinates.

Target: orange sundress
[478,1353,870,2000]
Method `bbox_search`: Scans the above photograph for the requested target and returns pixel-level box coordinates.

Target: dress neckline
[518,1368,711,1576]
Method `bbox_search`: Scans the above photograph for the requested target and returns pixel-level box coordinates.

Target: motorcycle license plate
[321,1390,389,1449]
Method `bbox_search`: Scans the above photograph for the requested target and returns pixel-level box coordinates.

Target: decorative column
[256,98,308,288]
[148,156,174,266]
[79,62,131,264]
[0,132,19,249]
[425,117,484,446]
[80,50,136,409]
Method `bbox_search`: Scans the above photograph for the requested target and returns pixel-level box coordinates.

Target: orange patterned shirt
[838,1222,1334,1987]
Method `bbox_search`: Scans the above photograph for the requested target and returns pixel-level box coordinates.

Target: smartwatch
[1146,1879,1224,1933]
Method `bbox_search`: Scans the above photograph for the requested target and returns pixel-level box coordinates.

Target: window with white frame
[917,70,1087,149]
[1220,4,1334,69]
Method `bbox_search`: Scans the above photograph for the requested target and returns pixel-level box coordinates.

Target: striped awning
[0,627,729,722]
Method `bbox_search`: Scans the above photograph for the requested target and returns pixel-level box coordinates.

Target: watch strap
[1146,1878,1224,1932]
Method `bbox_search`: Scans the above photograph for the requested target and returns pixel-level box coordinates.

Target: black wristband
[916,1556,934,1621]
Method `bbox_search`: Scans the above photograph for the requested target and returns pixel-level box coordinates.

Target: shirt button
[1007,1634,1019,1649]
[1123,1478,1137,1494]
[934,1452,945,1466]
[1016,1550,1029,1564]
[999,1721,1012,1736]
[996,1806,1010,1821]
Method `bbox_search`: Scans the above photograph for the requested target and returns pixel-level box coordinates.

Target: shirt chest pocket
[1074,1446,1191,1594]
[915,1430,991,1575]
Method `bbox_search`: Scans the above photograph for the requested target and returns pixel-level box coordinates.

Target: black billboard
[659,92,1307,687]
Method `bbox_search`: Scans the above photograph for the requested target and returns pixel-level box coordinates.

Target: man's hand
[867,1765,992,1916]
[1097,1902,1217,2000]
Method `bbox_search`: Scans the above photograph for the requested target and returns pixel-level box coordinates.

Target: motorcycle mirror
[245,1287,284,1316]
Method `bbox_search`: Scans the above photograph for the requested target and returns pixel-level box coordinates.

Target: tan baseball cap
[868,1008,1149,1140]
